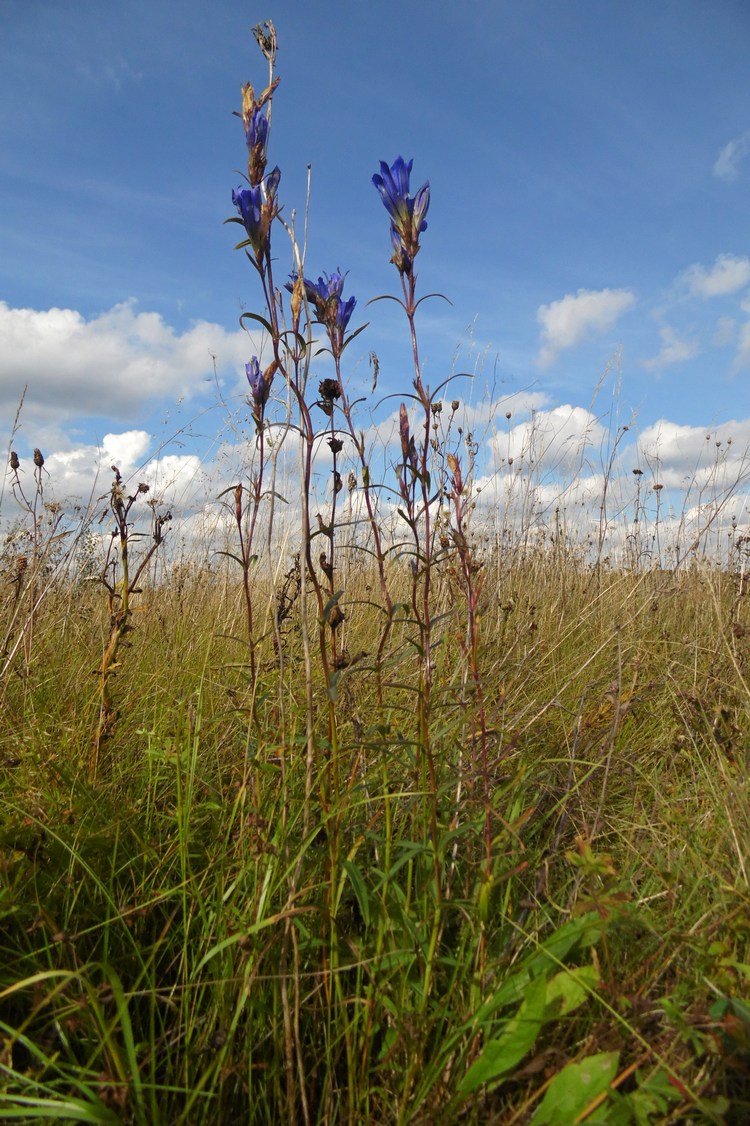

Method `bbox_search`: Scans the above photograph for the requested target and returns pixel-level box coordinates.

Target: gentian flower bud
[245,356,276,429]
[373,157,430,275]
[399,403,417,470]
[245,357,266,407]
[240,80,277,184]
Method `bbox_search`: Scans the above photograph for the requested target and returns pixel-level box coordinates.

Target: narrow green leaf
[341,859,371,927]
[239,311,274,335]
[342,321,370,349]
[0,1096,121,1122]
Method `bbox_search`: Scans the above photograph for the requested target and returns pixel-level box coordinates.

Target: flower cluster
[285,270,356,359]
[232,166,280,268]
[372,157,430,276]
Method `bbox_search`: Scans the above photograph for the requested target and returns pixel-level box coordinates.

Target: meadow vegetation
[1,22,749,1125]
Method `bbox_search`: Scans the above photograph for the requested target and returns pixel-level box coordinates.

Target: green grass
[1,555,748,1124]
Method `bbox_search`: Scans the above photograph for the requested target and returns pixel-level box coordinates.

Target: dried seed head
[319,378,341,402]
[33,448,44,468]
[318,378,341,416]
[9,451,19,470]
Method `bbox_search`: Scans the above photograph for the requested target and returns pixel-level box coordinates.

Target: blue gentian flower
[245,107,268,158]
[372,157,430,275]
[240,82,272,185]
[285,269,356,356]
[245,357,268,409]
[232,167,280,264]
[233,185,263,251]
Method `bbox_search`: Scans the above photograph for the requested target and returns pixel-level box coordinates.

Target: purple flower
[233,185,263,250]
[232,167,280,265]
[245,357,267,408]
[285,269,356,357]
[372,157,430,275]
[240,82,273,185]
[245,107,268,158]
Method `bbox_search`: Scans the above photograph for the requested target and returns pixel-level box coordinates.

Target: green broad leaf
[459,974,547,1094]
[544,964,599,1019]
[341,859,371,927]
[605,1068,680,1125]
[529,1051,620,1125]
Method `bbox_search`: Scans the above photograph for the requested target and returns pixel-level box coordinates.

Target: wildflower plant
[2,22,748,1126]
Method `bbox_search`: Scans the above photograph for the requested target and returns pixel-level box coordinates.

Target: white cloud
[714,317,737,347]
[0,299,258,425]
[681,253,750,298]
[102,430,152,469]
[735,321,750,370]
[535,288,636,368]
[492,404,608,473]
[713,131,750,181]
[643,325,699,372]
[637,419,750,486]
[36,430,208,508]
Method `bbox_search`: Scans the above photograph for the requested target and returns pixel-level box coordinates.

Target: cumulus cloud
[643,325,699,372]
[535,288,636,368]
[0,299,257,425]
[636,419,750,488]
[492,404,608,474]
[681,253,750,298]
[38,430,204,503]
[713,131,750,181]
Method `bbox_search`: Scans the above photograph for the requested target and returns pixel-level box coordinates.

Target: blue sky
[2,0,750,545]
